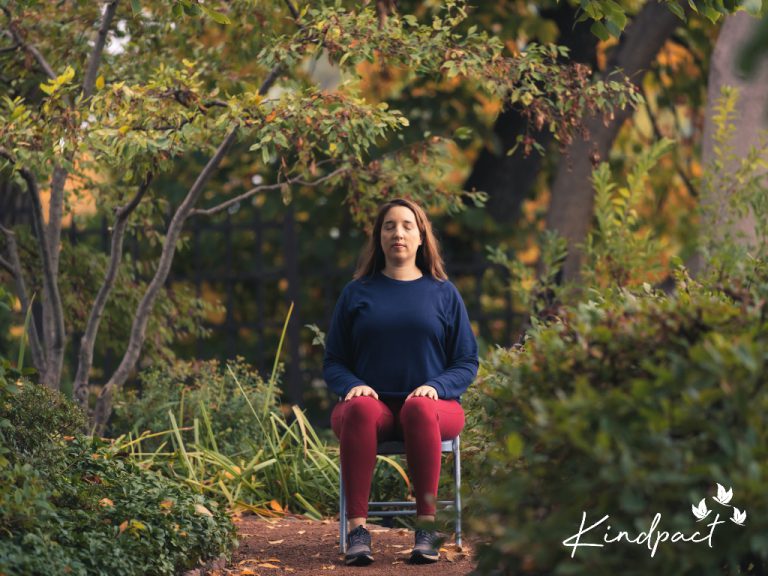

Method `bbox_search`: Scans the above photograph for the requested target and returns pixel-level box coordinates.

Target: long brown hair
[353,198,448,281]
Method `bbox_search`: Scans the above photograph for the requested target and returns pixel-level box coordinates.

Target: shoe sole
[345,553,374,566]
[409,550,439,564]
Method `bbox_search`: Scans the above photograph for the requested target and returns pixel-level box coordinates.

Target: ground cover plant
[0,363,236,576]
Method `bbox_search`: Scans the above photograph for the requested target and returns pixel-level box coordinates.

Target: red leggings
[331,395,465,519]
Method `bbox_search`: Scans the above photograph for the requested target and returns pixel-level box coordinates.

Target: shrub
[112,357,272,456]
[465,270,768,575]
[113,357,344,518]
[0,372,236,576]
[2,375,86,457]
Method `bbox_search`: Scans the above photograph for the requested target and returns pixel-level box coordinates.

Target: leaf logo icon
[713,483,733,506]
[692,498,711,521]
[731,507,747,526]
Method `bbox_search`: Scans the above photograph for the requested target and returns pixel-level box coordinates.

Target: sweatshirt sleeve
[322,283,366,398]
[424,282,479,400]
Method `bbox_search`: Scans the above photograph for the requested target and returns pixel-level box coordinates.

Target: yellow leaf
[194,503,213,517]
[159,500,173,510]
[98,498,114,507]
[95,75,105,90]
[258,563,281,569]
[118,520,128,534]
[269,499,283,512]
[118,125,130,135]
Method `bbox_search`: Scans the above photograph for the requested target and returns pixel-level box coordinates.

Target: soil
[210,514,477,576]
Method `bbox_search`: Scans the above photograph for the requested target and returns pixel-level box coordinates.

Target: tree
[541,1,739,282]
[695,10,768,276]
[0,0,633,433]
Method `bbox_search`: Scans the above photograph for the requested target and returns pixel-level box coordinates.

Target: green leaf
[202,6,231,25]
[453,126,473,141]
[590,20,610,41]
[667,1,687,20]
[130,0,141,16]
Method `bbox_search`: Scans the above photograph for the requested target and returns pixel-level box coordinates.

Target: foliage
[581,138,675,289]
[698,86,768,281]
[465,267,768,575]
[1,375,85,457]
[112,357,270,455]
[113,356,347,518]
[0,373,236,576]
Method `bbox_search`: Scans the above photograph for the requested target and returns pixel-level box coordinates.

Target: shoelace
[348,526,371,547]
[415,528,440,547]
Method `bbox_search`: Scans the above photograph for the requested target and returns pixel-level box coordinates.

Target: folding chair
[339,436,462,553]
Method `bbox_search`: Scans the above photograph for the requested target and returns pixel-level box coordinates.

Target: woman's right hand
[344,385,379,401]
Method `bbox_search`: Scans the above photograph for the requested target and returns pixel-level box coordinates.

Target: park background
[2,0,768,574]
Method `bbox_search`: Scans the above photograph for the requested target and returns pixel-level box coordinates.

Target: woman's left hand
[406,385,438,400]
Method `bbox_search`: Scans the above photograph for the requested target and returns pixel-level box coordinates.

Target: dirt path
[213,515,476,575]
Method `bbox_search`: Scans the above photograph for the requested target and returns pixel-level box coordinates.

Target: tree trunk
[693,11,768,275]
[545,2,683,281]
[40,165,67,390]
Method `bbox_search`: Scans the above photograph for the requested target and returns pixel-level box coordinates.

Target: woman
[323,198,478,566]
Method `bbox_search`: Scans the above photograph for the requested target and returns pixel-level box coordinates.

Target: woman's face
[379,205,423,267]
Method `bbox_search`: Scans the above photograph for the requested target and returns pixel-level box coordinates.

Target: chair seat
[375,439,455,455]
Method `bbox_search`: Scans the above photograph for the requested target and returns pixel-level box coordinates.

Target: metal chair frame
[338,436,462,553]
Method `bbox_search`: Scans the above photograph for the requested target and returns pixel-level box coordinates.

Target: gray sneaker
[409,528,443,563]
[345,525,374,566]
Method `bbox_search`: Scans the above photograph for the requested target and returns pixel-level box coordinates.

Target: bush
[465,270,768,575]
[113,357,345,518]
[112,357,272,456]
[2,375,86,457]
[0,371,236,576]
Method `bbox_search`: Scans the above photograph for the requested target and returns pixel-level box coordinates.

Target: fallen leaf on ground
[267,539,284,545]
[257,563,280,569]
[444,548,467,562]
[321,565,336,570]
[297,530,306,535]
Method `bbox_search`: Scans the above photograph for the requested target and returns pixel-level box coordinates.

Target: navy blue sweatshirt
[323,271,479,400]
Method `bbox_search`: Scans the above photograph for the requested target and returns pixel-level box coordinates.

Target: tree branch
[73,173,152,409]
[2,6,57,80]
[92,10,292,432]
[0,29,19,53]
[191,167,350,217]
[92,128,239,433]
[0,148,65,387]
[283,0,300,22]
[0,255,13,276]
[82,0,119,98]
[0,223,46,372]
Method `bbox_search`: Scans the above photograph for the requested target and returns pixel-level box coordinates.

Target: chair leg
[454,436,462,548]
[339,462,347,554]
